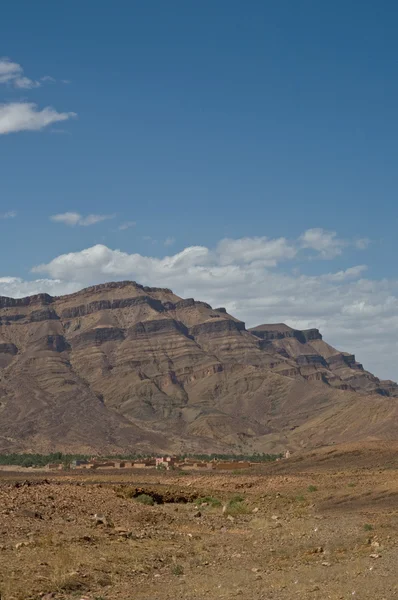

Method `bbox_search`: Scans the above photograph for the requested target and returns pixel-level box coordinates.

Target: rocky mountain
[0,281,397,454]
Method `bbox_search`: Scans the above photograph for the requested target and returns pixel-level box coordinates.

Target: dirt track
[1,446,398,599]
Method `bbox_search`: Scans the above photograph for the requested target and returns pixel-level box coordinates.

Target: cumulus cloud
[0,210,17,219]
[50,212,114,226]
[0,102,76,135]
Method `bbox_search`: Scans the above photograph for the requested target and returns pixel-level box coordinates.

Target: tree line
[0,451,282,467]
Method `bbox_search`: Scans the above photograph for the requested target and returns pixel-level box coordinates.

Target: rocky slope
[0,281,397,454]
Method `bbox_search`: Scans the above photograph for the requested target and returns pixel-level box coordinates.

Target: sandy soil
[1,446,398,599]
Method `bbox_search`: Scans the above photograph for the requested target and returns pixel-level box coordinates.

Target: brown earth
[1,444,398,599]
[0,280,398,454]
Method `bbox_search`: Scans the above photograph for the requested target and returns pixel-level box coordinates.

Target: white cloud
[119,221,136,231]
[217,236,296,266]
[321,265,368,282]
[164,236,175,246]
[0,102,76,135]
[79,214,115,226]
[0,58,41,88]
[0,59,74,134]
[300,228,346,259]
[0,57,58,89]
[0,276,79,299]
[50,212,114,227]
[300,228,370,259]
[0,210,17,219]
[13,76,40,89]
[0,58,22,83]
[50,212,81,226]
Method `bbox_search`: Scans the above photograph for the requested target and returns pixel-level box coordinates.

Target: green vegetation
[364,523,373,531]
[230,494,244,503]
[0,453,88,468]
[196,496,222,508]
[308,485,318,492]
[171,564,184,576]
[225,494,250,515]
[296,495,305,502]
[348,482,356,488]
[134,494,155,506]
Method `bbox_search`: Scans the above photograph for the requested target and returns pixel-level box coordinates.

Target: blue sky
[1,1,398,378]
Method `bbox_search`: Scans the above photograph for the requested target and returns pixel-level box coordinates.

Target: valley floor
[1,444,398,599]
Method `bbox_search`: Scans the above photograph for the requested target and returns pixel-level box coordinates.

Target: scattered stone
[193,510,202,518]
[370,553,381,559]
[271,515,279,520]
[252,507,259,513]
[321,561,331,567]
[92,513,108,526]
[15,541,32,550]
[227,515,235,522]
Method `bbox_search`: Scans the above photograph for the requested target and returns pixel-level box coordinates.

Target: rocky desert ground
[1,443,398,600]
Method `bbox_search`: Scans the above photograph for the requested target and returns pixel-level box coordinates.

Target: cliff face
[0,280,397,454]
[248,323,398,396]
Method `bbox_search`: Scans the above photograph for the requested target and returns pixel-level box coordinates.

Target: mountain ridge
[0,280,397,454]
